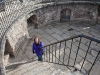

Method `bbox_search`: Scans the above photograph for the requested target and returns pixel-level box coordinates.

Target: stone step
[6,60,84,75]
[64,71,83,75]
[22,65,51,75]
[6,61,47,75]
[36,67,55,75]
[51,69,61,75]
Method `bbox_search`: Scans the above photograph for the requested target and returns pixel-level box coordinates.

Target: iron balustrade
[43,34,100,75]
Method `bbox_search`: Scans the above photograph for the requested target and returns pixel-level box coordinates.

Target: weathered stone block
[4,54,9,66]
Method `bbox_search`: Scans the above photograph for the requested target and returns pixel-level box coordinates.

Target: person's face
[35,38,39,44]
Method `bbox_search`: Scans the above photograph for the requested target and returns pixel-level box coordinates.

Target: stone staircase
[4,22,100,75]
[6,61,83,75]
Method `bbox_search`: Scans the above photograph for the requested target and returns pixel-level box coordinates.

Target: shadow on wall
[4,39,15,58]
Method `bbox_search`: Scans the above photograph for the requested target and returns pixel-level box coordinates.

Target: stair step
[59,71,65,75]
[64,71,83,75]
[6,60,84,75]
[6,61,45,75]
[22,63,51,75]
[51,69,61,75]
[36,67,55,75]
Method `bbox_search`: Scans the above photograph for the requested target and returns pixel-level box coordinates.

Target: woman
[32,37,44,61]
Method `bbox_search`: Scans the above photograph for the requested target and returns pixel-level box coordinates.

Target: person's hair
[34,37,40,44]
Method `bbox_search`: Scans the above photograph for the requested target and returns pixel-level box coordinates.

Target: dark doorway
[60,8,71,22]
[0,0,5,12]
[98,5,100,16]
[27,15,38,28]
[5,39,15,58]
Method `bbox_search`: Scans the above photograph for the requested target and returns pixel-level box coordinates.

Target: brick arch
[60,8,71,22]
[27,14,38,28]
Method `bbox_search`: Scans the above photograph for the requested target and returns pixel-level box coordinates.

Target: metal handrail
[43,34,100,75]
[44,34,100,48]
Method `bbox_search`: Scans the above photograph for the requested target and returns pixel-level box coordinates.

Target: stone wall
[35,0,100,3]
[98,16,100,24]
[71,4,98,22]
[0,38,6,75]
[6,16,29,54]
[27,3,98,28]
[37,6,59,27]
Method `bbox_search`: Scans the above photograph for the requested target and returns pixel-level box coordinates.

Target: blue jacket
[32,42,44,56]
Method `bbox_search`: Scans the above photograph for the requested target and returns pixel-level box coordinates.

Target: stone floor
[7,21,100,75]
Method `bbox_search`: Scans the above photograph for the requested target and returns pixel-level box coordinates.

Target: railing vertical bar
[80,40,92,71]
[49,45,50,62]
[63,40,66,64]
[73,37,82,66]
[46,47,48,62]
[44,47,45,61]
[67,39,73,65]
[88,51,100,75]
[58,42,61,64]
[55,44,57,63]
[52,44,53,63]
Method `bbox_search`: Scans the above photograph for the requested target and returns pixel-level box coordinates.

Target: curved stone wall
[27,3,98,28]
[35,0,100,3]
[5,2,98,54]
[0,1,99,75]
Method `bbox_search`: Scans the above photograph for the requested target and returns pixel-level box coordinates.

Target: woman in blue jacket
[32,37,44,61]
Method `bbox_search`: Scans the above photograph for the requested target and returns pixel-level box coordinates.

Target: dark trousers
[38,55,43,61]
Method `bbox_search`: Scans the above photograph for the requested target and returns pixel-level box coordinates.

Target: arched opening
[98,5,100,16]
[4,39,15,58]
[27,15,38,28]
[60,8,71,22]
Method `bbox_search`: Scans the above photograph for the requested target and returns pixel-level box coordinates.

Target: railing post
[46,47,48,62]
[67,39,73,65]
[88,51,100,75]
[80,40,92,71]
[63,41,66,64]
[73,37,82,66]
[52,44,53,63]
[44,47,45,62]
[49,45,50,62]
[58,42,61,64]
[55,44,57,63]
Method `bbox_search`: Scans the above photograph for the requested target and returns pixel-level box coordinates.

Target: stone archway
[27,14,38,28]
[60,8,71,22]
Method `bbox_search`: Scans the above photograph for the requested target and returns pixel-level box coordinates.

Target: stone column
[0,37,6,75]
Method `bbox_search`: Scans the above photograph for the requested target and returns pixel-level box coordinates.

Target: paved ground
[29,21,100,44]
[7,21,100,75]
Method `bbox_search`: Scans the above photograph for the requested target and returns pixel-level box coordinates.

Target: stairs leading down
[6,61,83,75]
